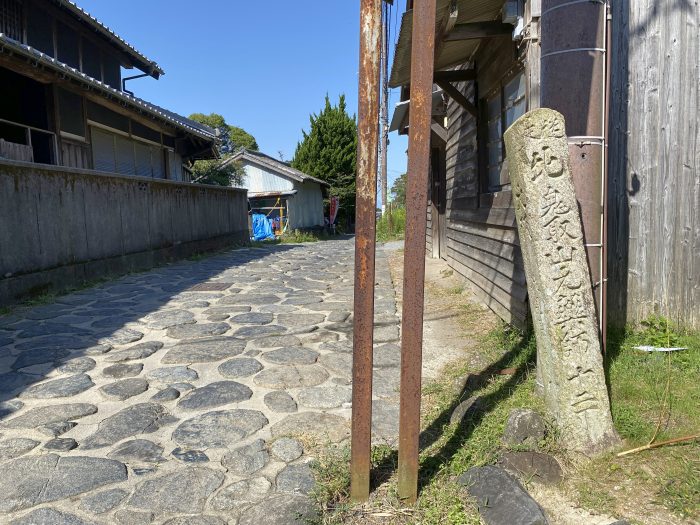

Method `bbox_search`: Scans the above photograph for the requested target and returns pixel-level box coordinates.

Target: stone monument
[504,108,618,453]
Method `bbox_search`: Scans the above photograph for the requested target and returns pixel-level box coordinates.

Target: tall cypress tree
[291,95,358,225]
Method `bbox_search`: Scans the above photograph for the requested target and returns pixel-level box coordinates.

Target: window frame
[0,0,23,41]
[478,67,527,195]
[88,116,168,178]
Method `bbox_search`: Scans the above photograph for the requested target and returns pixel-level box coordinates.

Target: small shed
[226,149,329,231]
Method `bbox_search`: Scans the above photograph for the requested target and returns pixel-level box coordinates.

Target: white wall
[287,181,325,229]
[237,161,325,229]
[239,163,294,193]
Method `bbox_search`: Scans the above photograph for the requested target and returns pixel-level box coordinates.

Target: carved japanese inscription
[504,109,618,454]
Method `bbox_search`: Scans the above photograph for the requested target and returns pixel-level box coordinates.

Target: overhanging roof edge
[55,0,164,77]
[0,34,214,141]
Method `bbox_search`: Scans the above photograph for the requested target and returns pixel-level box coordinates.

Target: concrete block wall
[0,161,249,304]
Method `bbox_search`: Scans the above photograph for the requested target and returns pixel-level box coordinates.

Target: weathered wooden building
[0,0,216,178]
[226,149,329,230]
[607,0,700,329]
[390,0,700,330]
[0,0,250,304]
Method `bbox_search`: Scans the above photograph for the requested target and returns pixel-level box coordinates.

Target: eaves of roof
[53,0,164,78]
[389,0,505,88]
[227,149,330,187]
[0,33,215,141]
[390,89,445,133]
[249,190,298,198]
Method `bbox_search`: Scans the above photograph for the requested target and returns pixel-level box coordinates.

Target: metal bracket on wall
[435,80,478,118]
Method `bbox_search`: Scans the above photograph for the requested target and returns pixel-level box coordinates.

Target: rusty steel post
[397,0,437,504]
[350,0,382,504]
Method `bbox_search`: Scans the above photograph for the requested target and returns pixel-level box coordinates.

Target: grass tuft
[376,207,406,243]
[280,229,335,244]
[311,323,542,524]
[658,455,700,518]
[571,316,700,521]
[311,314,699,524]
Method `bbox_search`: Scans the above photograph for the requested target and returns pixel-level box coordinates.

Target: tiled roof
[0,33,215,141]
[53,0,164,77]
[227,149,330,187]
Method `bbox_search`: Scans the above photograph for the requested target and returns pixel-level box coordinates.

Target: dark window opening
[102,53,120,89]
[0,0,23,41]
[26,6,54,56]
[131,120,161,144]
[57,88,85,137]
[86,100,129,132]
[0,67,49,129]
[30,129,53,163]
[81,37,101,80]
[0,121,26,144]
[479,70,526,193]
[56,21,80,68]
[0,68,56,163]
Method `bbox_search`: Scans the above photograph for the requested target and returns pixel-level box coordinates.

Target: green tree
[188,113,258,153]
[390,173,406,207]
[229,125,258,151]
[291,95,357,222]
[187,113,255,186]
[190,158,243,186]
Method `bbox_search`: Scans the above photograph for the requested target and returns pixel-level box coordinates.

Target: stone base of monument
[458,465,550,525]
[499,451,564,485]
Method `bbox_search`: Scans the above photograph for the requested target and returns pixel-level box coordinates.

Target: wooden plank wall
[439,53,529,328]
[608,0,700,329]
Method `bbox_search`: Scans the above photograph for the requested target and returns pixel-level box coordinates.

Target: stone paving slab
[0,239,401,524]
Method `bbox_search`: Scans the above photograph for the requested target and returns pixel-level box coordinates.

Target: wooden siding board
[431,52,529,327]
[446,253,527,328]
[608,0,700,329]
[445,234,526,287]
[446,227,523,269]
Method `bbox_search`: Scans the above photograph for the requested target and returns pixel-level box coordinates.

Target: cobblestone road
[0,239,401,525]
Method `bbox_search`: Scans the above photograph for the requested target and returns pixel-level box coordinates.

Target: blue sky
[78,0,409,198]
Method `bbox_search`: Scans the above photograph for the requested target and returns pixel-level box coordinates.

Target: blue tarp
[252,213,276,241]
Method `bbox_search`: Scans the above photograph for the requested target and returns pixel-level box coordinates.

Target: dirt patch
[385,247,498,381]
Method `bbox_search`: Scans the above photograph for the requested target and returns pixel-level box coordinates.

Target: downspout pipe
[602,0,612,352]
[122,72,149,96]
[540,0,607,338]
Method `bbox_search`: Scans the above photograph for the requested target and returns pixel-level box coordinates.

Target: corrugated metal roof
[0,33,215,141]
[389,89,445,132]
[53,0,164,78]
[389,0,505,87]
[227,149,331,187]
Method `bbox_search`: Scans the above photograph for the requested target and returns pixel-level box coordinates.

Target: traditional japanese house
[0,0,249,305]
[226,148,329,231]
[390,0,700,330]
[0,0,216,178]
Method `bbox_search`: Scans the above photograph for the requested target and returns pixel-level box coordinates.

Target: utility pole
[379,0,390,214]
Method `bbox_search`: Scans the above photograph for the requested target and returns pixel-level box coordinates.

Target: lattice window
[0,0,23,41]
[480,70,527,192]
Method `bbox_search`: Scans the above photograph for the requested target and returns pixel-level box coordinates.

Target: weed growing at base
[311,324,541,525]
[376,207,406,243]
[311,315,699,524]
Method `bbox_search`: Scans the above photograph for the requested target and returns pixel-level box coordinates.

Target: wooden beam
[435,80,478,119]
[431,121,447,144]
[444,22,513,41]
[434,69,476,82]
